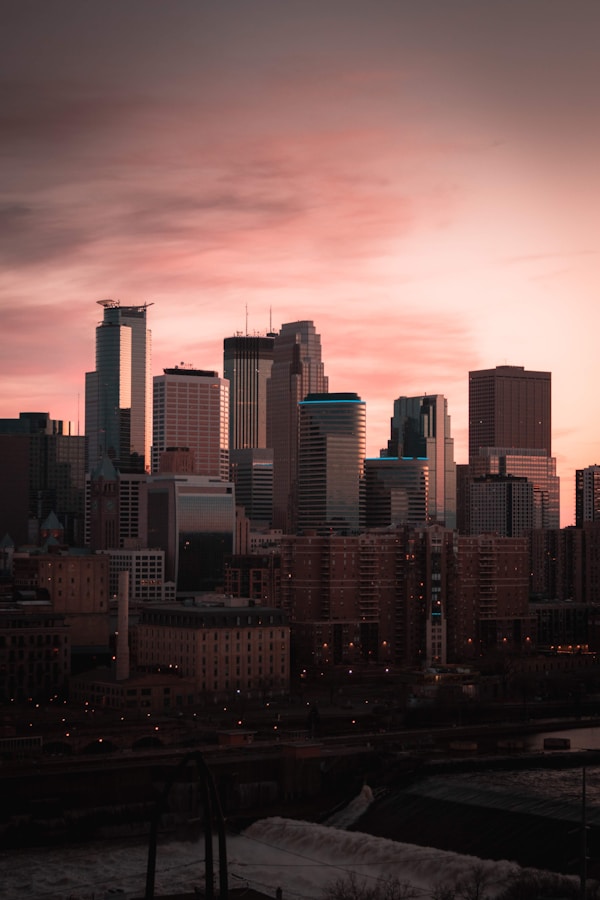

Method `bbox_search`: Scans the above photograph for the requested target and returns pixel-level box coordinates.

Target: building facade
[12,549,110,652]
[297,393,366,535]
[576,465,600,527]
[135,601,290,699]
[363,457,429,529]
[147,475,236,593]
[85,300,152,475]
[0,605,70,702]
[152,366,229,481]
[468,365,552,460]
[230,448,273,525]
[470,448,559,530]
[267,321,328,532]
[466,366,557,533]
[386,394,456,529]
[0,413,86,547]
[223,334,274,450]
[469,474,534,537]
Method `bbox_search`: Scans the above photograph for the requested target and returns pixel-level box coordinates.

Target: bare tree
[454,864,494,900]
[321,872,418,900]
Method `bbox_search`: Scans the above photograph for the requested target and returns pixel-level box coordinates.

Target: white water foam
[0,791,576,899]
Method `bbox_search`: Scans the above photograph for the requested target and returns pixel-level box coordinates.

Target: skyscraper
[363,457,429,529]
[469,474,534,537]
[386,394,456,529]
[267,321,328,532]
[466,365,558,532]
[471,447,560,530]
[0,412,86,546]
[223,334,274,450]
[85,300,152,474]
[576,465,600,527]
[297,392,366,534]
[152,366,229,480]
[468,365,551,460]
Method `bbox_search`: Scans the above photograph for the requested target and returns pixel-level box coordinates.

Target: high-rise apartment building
[469,474,534,537]
[223,334,274,450]
[297,392,366,534]
[386,394,456,529]
[576,465,600,527]
[85,300,152,474]
[152,366,229,481]
[267,321,328,532]
[468,365,551,460]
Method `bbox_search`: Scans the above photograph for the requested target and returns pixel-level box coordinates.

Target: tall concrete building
[223,334,274,450]
[267,321,328,532]
[576,465,600,527]
[466,366,558,533]
[85,300,152,474]
[152,366,229,480]
[386,394,456,529]
[297,392,366,534]
[468,365,551,460]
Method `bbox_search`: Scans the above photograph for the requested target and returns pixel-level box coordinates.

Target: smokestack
[116,570,130,681]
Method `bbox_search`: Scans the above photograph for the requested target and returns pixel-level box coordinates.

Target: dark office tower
[230,448,273,524]
[576,465,600,526]
[466,365,558,533]
[267,321,328,532]
[364,457,428,528]
[85,300,152,474]
[470,474,533,537]
[297,393,366,534]
[223,334,274,450]
[468,365,551,460]
[471,447,559,530]
[0,412,86,546]
[387,394,456,529]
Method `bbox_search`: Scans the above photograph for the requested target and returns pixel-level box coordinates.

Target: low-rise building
[135,600,290,701]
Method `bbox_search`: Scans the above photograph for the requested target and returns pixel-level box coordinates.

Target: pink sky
[2,1,600,526]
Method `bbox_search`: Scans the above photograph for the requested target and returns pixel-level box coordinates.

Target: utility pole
[580,766,588,900]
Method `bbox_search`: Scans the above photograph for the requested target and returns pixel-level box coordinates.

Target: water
[526,724,600,752]
[0,779,582,900]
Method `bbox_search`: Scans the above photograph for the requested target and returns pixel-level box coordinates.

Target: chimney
[116,570,130,681]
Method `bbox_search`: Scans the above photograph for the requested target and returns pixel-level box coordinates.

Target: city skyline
[2,2,600,527]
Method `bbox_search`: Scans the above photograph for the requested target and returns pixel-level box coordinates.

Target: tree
[321,872,418,900]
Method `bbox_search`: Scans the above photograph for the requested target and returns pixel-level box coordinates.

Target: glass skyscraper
[85,300,152,474]
[386,394,456,529]
[267,321,328,532]
[297,392,366,534]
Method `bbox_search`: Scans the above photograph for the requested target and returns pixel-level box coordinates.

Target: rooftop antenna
[245,303,248,336]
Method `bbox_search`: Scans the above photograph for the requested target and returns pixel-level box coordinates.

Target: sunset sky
[2,1,600,525]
